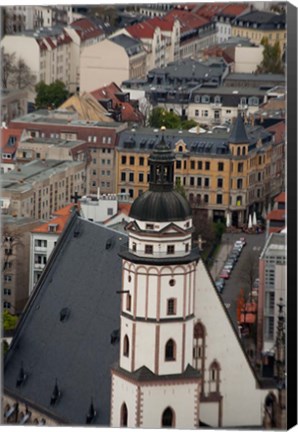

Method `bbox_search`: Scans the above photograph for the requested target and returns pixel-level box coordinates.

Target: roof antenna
[86,397,96,424]
[50,378,61,405]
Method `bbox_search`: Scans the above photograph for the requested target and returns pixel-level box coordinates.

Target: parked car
[223,264,233,273]
[215,278,225,293]
[229,252,238,262]
[231,248,241,258]
[234,240,244,251]
[227,256,237,266]
[220,270,230,279]
[239,237,246,246]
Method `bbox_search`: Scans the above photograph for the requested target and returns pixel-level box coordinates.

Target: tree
[181,118,198,130]
[149,107,199,130]
[35,80,69,109]
[10,58,36,90]
[3,310,18,331]
[257,37,284,74]
[238,250,259,295]
[174,177,187,199]
[1,47,15,88]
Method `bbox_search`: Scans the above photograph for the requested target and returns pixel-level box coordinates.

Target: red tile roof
[165,9,209,33]
[220,3,248,17]
[192,3,226,19]
[267,209,286,221]
[266,121,285,144]
[32,204,75,234]
[274,192,286,203]
[91,82,144,123]
[146,16,175,31]
[126,21,156,39]
[70,18,104,41]
[1,127,22,152]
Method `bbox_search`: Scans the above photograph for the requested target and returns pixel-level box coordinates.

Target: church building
[3,130,278,428]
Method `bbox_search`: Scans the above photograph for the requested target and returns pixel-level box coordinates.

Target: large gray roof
[229,114,249,144]
[4,213,127,425]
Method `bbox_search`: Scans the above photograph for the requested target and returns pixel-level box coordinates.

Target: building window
[190,161,195,169]
[198,161,202,170]
[204,194,209,203]
[216,194,223,204]
[218,162,224,171]
[197,177,202,187]
[126,294,131,311]
[139,173,144,182]
[204,178,209,187]
[195,109,199,117]
[4,275,12,282]
[205,161,210,170]
[236,196,242,206]
[139,157,144,166]
[121,156,127,164]
[237,179,243,189]
[3,301,11,309]
[123,335,129,357]
[176,160,181,169]
[209,360,220,393]
[146,223,154,230]
[238,163,243,173]
[167,245,175,254]
[129,156,135,165]
[121,172,126,181]
[3,288,11,295]
[169,279,176,286]
[217,178,223,188]
[145,245,153,254]
[185,243,189,252]
[167,298,176,315]
[129,173,134,182]
[132,242,137,252]
[165,339,176,361]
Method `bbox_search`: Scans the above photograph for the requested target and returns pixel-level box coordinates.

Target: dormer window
[48,224,58,233]
[146,223,154,230]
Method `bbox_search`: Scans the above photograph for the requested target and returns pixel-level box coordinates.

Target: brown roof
[32,204,75,234]
[266,121,285,144]
[59,93,113,122]
[70,18,104,41]
[274,192,286,203]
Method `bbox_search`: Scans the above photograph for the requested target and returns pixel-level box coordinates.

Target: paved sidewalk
[209,239,233,281]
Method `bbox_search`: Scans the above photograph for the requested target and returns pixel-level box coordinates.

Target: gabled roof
[126,20,156,39]
[266,121,285,144]
[1,127,22,155]
[91,83,144,123]
[216,3,248,18]
[165,9,209,33]
[58,92,113,122]
[31,204,75,234]
[4,213,127,425]
[229,114,249,144]
[70,18,104,41]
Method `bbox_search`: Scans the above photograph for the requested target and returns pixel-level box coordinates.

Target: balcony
[34,263,46,270]
[119,243,200,265]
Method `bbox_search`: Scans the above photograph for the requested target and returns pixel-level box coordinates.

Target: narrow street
[210,232,266,329]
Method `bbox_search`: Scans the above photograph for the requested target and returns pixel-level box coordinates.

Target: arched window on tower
[161,407,175,427]
[193,321,206,373]
[209,360,220,394]
[120,403,128,427]
[237,146,241,156]
[165,339,176,361]
[123,335,129,357]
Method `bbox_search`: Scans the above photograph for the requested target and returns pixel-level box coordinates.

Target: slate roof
[109,34,144,56]
[229,114,249,143]
[4,213,127,425]
[232,10,286,29]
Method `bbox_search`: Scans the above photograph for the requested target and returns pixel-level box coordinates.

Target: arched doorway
[120,403,128,427]
[162,407,175,427]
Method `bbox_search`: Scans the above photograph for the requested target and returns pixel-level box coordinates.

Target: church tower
[110,130,201,428]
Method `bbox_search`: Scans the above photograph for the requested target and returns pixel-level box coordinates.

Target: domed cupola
[129,129,192,222]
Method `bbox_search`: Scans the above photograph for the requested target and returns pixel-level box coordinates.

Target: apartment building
[10,109,127,195]
[257,232,286,366]
[231,10,286,54]
[2,215,43,313]
[80,34,146,92]
[1,18,104,93]
[1,127,22,174]
[1,159,88,220]
[115,115,284,226]
[1,88,29,124]
[29,204,74,293]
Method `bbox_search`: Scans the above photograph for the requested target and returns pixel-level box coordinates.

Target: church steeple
[149,127,175,192]
[229,113,249,144]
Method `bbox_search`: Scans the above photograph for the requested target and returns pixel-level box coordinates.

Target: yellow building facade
[116,119,284,226]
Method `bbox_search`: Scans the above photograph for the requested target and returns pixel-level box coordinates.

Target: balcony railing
[120,243,200,260]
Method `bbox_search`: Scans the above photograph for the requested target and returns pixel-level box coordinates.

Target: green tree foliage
[174,177,187,199]
[149,107,198,130]
[257,37,284,74]
[3,310,18,331]
[35,80,69,109]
